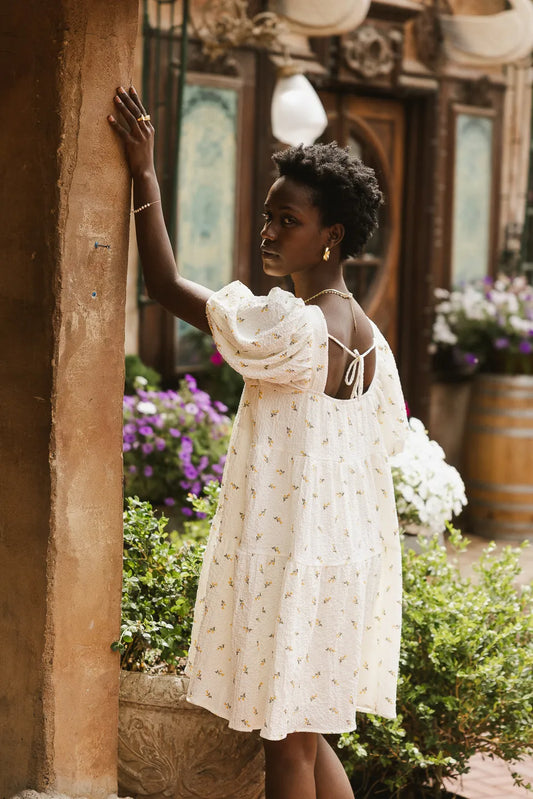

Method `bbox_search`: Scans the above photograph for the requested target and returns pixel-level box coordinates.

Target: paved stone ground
[443,533,532,799]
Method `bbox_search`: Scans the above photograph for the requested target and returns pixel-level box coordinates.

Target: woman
[109,86,408,799]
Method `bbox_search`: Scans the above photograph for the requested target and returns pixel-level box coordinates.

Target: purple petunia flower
[142,442,154,455]
[181,506,193,517]
[212,463,224,475]
[155,438,166,451]
[180,436,194,455]
[123,442,132,452]
[184,464,198,480]
[139,425,153,437]
[519,340,533,354]
[164,497,176,506]
[463,352,479,365]
[184,374,197,392]
[169,428,181,438]
[198,455,209,471]
[210,351,224,366]
[494,337,510,350]
[128,465,137,474]
[144,465,153,477]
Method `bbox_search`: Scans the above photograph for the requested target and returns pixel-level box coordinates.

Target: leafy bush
[124,354,161,394]
[176,481,221,543]
[115,497,533,797]
[113,496,206,671]
[337,529,533,798]
[123,374,231,511]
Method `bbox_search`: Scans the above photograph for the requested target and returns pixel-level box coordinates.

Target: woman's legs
[314,734,353,799]
[262,733,353,799]
[263,733,318,799]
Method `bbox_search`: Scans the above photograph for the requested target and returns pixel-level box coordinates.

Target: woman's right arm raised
[108,85,212,334]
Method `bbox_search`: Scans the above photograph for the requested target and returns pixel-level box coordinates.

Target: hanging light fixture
[271,63,328,147]
[184,1,329,147]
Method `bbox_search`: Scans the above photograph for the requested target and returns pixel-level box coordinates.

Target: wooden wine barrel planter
[463,374,533,541]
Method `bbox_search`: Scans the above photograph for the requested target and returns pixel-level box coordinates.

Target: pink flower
[210,351,224,366]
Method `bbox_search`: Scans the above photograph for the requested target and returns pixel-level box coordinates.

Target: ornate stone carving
[9,793,119,799]
[341,24,403,79]
[118,672,265,799]
[413,3,447,73]
[458,76,494,109]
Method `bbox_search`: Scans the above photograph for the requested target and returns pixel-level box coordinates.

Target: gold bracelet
[131,199,161,215]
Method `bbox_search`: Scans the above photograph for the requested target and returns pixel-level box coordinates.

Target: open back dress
[185,280,408,741]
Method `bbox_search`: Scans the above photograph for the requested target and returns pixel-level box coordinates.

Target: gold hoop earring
[323,246,331,262]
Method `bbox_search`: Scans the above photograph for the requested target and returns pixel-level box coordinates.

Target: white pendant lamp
[271,68,328,147]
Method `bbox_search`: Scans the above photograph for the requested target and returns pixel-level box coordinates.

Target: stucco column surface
[0,1,139,797]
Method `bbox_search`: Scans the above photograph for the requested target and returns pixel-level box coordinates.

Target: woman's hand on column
[106,85,212,334]
[108,86,156,181]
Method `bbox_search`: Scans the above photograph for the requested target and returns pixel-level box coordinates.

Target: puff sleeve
[373,329,409,457]
[206,281,328,391]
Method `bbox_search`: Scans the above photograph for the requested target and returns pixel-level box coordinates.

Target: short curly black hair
[271,142,383,260]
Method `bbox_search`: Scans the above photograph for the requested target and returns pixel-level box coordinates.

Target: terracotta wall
[0,0,138,796]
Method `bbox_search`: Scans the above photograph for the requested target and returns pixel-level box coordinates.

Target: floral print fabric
[186,281,408,740]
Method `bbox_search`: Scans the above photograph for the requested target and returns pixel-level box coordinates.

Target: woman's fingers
[128,86,149,119]
[114,90,139,128]
[113,87,154,135]
[107,114,130,139]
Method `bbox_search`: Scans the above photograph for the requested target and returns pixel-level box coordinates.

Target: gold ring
[137,114,151,122]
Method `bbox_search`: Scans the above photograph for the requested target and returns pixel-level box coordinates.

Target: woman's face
[260,176,330,278]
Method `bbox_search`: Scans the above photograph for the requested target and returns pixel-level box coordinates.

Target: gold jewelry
[323,246,331,262]
[137,114,151,122]
[303,288,352,304]
[132,199,161,215]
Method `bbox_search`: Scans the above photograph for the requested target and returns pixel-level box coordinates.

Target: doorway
[321,93,405,352]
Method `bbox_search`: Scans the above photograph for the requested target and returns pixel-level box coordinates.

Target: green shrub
[176,481,221,543]
[337,528,533,798]
[112,496,205,671]
[124,354,161,394]
[114,495,533,796]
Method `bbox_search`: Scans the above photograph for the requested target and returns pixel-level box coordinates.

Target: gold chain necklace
[303,288,352,304]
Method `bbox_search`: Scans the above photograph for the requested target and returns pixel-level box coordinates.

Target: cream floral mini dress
[185,280,408,741]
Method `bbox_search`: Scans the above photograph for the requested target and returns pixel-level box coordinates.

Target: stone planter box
[118,671,265,799]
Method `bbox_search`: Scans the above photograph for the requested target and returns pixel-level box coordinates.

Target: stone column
[0,1,138,797]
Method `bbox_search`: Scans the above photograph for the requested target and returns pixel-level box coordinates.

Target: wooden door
[321,93,405,352]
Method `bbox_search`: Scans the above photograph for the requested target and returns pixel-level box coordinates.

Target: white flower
[137,400,158,415]
[432,315,457,346]
[391,418,467,535]
[509,315,532,334]
[133,375,148,388]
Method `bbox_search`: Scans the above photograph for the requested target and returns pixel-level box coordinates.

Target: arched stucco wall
[0,1,138,796]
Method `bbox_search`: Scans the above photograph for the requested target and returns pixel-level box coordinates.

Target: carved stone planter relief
[118,671,265,799]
